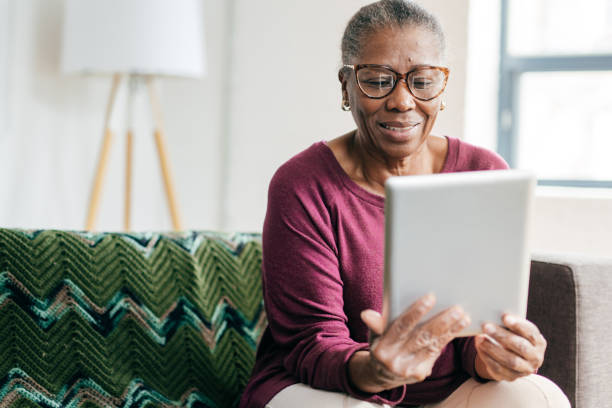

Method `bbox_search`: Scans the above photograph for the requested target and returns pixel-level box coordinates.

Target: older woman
[240,1,570,407]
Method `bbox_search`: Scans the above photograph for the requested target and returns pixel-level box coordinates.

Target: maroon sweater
[240,137,509,407]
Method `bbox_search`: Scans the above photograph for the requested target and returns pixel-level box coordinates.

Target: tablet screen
[384,170,535,336]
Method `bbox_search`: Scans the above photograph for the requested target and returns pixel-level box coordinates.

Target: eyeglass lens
[356,66,446,100]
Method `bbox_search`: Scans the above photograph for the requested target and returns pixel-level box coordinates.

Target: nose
[385,79,416,112]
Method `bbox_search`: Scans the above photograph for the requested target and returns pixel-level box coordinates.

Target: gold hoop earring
[440,101,446,111]
[341,98,351,111]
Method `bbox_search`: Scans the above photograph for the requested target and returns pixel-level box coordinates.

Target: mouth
[378,121,421,132]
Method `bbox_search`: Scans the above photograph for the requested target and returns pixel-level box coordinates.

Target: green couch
[0,228,607,407]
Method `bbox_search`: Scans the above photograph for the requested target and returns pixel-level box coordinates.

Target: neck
[349,131,434,193]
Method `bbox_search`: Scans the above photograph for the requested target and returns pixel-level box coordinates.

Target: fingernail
[451,306,463,319]
[484,333,502,347]
[423,293,435,307]
[484,323,495,334]
[505,315,517,325]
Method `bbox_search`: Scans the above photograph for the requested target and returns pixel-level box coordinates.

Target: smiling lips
[379,121,421,132]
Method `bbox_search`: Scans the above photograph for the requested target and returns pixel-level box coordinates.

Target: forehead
[357,26,442,70]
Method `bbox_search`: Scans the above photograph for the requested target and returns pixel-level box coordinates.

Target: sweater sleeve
[261,165,405,404]
[453,336,488,382]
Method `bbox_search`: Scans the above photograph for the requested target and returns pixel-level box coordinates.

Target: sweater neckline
[316,136,457,209]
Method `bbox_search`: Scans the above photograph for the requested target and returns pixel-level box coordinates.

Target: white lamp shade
[61,0,205,77]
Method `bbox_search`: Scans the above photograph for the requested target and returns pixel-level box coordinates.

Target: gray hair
[341,0,446,64]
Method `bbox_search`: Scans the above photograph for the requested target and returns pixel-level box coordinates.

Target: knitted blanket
[0,229,265,408]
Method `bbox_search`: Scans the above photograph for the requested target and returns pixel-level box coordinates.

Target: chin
[378,133,427,158]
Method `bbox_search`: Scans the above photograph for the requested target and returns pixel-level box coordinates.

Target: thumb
[361,309,385,336]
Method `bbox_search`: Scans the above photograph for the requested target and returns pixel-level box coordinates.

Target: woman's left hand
[474,314,546,381]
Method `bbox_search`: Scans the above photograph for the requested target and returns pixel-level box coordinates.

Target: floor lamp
[61,0,205,231]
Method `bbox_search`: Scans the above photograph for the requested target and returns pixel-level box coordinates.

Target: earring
[440,101,446,111]
[341,98,351,112]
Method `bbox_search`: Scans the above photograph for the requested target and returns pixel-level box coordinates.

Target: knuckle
[426,343,441,356]
[490,362,502,375]
[509,357,522,371]
[394,316,416,337]
[388,357,404,376]
[393,320,406,336]
[415,330,433,348]
[413,372,427,382]
[376,362,393,380]
[408,367,430,383]
[371,346,390,366]
[516,339,530,355]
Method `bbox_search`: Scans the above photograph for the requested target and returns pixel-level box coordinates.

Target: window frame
[497,0,612,188]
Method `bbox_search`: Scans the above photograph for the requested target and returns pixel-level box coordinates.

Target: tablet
[384,170,535,336]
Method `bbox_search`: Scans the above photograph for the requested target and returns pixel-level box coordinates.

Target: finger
[361,309,385,336]
[382,293,390,329]
[478,332,534,375]
[376,314,470,385]
[502,314,546,347]
[483,323,540,365]
[419,305,470,339]
[383,293,436,344]
[402,312,470,359]
[476,344,524,381]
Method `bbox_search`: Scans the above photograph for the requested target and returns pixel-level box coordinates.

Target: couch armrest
[528,253,612,408]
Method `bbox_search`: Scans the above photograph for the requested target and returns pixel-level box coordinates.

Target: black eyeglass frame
[343,64,450,101]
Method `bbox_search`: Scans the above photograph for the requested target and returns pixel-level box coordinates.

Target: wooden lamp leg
[146,76,183,231]
[124,75,136,231]
[85,74,122,231]
[124,129,133,231]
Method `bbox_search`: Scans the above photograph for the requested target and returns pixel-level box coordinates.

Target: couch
[0,228,608,407]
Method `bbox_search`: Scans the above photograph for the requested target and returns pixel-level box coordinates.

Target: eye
[363,76,394,88]
[412,78,433,89]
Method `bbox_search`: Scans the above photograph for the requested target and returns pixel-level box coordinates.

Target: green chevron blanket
[0,228,265,408]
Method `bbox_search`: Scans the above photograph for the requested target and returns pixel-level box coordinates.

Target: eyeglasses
[343,64,450,101]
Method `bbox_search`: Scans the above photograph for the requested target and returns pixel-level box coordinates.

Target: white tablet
[384,170,535,336]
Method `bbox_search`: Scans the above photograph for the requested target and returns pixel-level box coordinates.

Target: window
[498,0,612,187]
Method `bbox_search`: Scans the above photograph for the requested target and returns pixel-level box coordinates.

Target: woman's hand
[348,293,470,393]
[474,314,546,381]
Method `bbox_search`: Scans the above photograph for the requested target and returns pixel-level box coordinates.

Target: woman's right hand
[348,293,470,393]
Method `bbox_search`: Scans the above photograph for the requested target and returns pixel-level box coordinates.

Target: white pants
[266,375,570,408]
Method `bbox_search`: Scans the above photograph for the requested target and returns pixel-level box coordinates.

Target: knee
[469,375,570,408]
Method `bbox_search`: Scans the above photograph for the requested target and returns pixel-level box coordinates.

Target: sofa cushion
[527,260,577,407]
[0,229,265,408]
[530,253,612,408]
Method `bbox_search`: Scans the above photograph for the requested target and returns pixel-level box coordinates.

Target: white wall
[224,0,368,231]
[532,188,612,256]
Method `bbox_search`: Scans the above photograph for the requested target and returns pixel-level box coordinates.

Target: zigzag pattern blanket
[0,229,265,408]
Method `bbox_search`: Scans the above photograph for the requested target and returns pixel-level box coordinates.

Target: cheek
[419,99,441,115]
[351,97,384,126]
[418,102,441,124]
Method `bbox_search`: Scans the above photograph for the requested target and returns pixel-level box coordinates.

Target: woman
[240,1,570,407]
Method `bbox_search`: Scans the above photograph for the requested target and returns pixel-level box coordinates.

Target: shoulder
[446,136,509,171]
[264,142,340,251]
[267,142,341,208]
